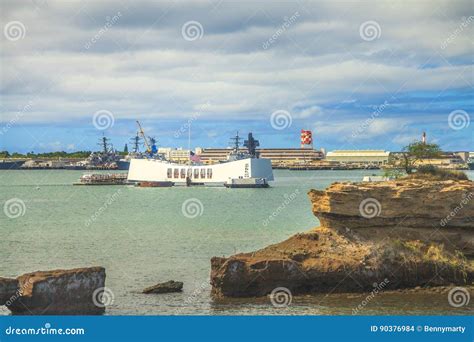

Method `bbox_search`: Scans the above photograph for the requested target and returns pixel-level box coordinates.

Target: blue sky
[1,0,473,153]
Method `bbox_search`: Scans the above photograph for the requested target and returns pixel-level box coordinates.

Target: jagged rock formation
[211,179,474,297]
[3,267,106,315]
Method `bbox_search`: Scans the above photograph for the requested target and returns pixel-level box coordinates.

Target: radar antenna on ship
[98,133,111,154]
[129,132,142,153]
[244,132,260,158]
[229,131,242,152]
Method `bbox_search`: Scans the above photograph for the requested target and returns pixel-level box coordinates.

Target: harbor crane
[136,121,152,154]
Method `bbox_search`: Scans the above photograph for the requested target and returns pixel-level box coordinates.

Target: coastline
[1,170,473,315]
[211,178,474,299]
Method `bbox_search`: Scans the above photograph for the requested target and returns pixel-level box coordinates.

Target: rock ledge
[3,267,106,315]
[211,179,474,297]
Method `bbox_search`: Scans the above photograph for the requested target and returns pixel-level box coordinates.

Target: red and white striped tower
[300,130,313,149]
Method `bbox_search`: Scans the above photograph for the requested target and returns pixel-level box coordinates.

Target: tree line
[1,151,94,158]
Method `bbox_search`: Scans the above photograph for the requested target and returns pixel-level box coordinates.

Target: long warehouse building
[325,150,391,165]
[197,148,324,165]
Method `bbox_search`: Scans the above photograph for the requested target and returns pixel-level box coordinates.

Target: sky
[0,0,473,153]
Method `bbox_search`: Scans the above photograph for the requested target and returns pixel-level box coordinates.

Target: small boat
[224,178,269,188]
[136,181,174,187]
[74,173,128,185]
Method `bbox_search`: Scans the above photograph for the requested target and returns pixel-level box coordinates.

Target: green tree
[393,141,442,174]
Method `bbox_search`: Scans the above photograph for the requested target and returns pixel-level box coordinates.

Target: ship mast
[229,131,241,153]
[244,132,259,158]
[188,122,191,166]
[186,122,192,186]
[98,133,110,154]
[130,132,141,153]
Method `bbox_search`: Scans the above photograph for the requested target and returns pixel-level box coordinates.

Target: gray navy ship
[0,160,26,169]
[65,134,129,170]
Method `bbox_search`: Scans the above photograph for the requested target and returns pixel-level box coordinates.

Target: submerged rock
[6,267,106,315]
[211,179,474,297]
[0,277,18,305]
[143,281,183,294]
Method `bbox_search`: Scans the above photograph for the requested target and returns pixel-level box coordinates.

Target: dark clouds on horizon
[0,0,473,152]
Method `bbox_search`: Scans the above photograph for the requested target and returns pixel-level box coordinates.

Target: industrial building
[157,148,191,164]
[197,148,324,166]
[325,150,390,165]
[154,131,470,170]
[412,152,470,169]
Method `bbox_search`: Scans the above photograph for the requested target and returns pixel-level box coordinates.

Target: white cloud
[0,0,472,128]
[313,118,411,141]
[298,106,322,118]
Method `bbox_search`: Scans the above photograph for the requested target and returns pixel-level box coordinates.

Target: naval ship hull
[127,158,274,186]
[116,160,131,170]
[0,160,26,170]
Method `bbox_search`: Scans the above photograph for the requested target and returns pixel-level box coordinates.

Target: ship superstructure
[84,134,122,169]
[127,131,273,187]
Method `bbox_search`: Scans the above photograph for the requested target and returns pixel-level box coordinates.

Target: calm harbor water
[1,169,473,316]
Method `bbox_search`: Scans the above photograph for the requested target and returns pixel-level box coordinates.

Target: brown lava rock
[143,280,183,294]
[211,179,474,297]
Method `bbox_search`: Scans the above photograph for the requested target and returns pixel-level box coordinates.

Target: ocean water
[1,169,473,316]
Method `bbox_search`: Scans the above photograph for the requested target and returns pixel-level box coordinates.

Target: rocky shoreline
[0,267,106,315]
[2,178,472,313]
[0,267,187,315]
[211,179,474,298]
